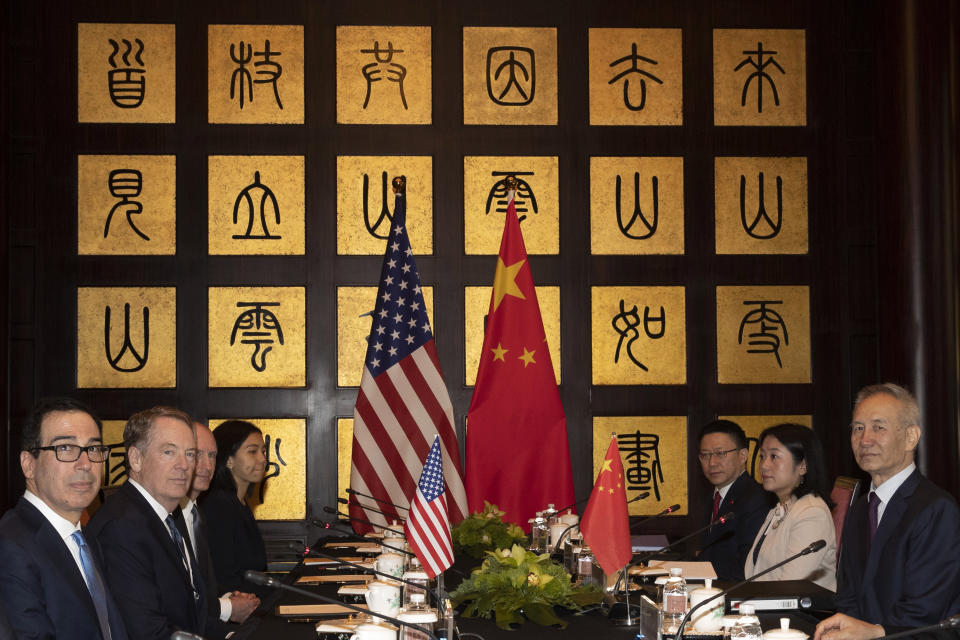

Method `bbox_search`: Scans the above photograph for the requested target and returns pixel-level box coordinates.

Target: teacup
[365,580,401,618]
[350,621,397,640]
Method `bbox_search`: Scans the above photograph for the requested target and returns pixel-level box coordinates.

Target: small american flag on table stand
[405,434,454,581]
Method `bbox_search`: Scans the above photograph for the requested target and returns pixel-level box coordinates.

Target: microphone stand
[244,570,438,640]
[339,497,406,523]
[552,495,655,561]
[629,503,682,531]
[309,519,417,558]
[324,507,406,536]
[673,540,828,638]
[291,543,447,615]
[347,488,410,512]
[873,615,960,640]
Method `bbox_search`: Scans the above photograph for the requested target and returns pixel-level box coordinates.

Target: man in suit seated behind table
[180,421,260,635]
[0,397,128,639]
[697,419,773,582]
[87,406,208,640]
[815,383,960,640]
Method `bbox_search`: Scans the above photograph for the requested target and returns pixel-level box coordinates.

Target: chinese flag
[580,436,632,575]
[465,197,575,530]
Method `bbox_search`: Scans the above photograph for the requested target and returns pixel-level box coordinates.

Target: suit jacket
[0,497,129,640]
[835,469,960,633]
[744,493,837,590]
[200,488,268,597]
[174,505,232,640]
[699,471,773,582]
[86,482,208,640]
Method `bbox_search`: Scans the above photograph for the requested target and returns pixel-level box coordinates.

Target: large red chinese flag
[465,197,575,529]
[580,436,632,575]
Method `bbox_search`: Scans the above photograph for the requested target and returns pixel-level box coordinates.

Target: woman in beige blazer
[744,423,837,591]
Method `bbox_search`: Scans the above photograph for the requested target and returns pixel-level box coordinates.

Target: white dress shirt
[181,496,233,622]
[869,462,916,524]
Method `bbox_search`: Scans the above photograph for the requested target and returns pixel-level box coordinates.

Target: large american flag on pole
[405,435,454,577]
[348,181,467,532]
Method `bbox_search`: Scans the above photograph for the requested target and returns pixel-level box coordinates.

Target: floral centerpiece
[450,544,603,629]
[451,501,528,559]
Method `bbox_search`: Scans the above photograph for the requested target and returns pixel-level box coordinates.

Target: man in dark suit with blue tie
[697,419,772,582]
[815,383,960,640]
[0,397,129,639]
[87,406,208,640]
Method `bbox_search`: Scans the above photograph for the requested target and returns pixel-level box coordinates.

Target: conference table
[242,536,828,640]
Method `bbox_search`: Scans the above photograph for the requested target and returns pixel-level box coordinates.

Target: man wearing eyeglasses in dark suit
[697,419,773,582]
[0,397,129,640]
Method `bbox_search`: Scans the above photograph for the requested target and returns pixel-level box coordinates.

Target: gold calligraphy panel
[101,420,128,488]
[464,286,560,385]
[715,157,808,254]
[716,286,811,383]
[588,28,683,126]
[593,417,688,516]
[209,418,306,520]
[78,23,176,123]
[207,25,304,124]
[720,415,812,481]
[591,287,686,385]
[208,287,306,387]
[208,156,305,255]
[464,156,559,255]
[78,155,176,255]
[590,157,684,255]
[337,26,431,125]
[338,418,354,506]
[336,156,433,255]
[337,286,435,387]
[714,29,806,126]
[78,287,176,388]
[463,27,557,125]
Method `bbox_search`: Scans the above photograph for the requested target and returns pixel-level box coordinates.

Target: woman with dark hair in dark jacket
[201,420,268,595]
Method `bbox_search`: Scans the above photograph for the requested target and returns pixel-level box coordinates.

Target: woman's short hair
[210,419,263,493]
[758,423,834,508]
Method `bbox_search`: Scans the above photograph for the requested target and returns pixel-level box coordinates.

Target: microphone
[552,491,650,516]
[339,497,406,523]
[872,614,960,640]
[550,494,653,556]
[629,503,682,530]
[244,570,438,640]
[347,487,410,512]
[310,518,418,558]
[290,542,447,612]
[324,506,405,536]
[673,539,828,637]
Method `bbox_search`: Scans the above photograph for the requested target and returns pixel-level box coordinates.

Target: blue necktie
[71,530,113,640]
[165,515,199,602]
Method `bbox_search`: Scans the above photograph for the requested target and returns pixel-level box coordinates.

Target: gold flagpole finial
[392,175,406,195]
[504,175,518,203]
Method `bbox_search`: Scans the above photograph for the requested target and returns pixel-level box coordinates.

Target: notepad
[276,603,367,616]
[296,574,373,584]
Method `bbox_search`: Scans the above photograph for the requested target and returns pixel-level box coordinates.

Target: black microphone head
[345,487,357,495]
[323,505,338,515]
[244,570,275,587]
[666,503,681,513]
[717,511,735,524]
[337,497,349,505]
[804,539,827,554]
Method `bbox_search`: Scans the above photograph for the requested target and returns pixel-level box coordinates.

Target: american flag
[348,186,467,532]
[405,435,454,578]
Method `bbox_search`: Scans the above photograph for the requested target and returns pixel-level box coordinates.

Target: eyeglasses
[698,447,739,462]
[32,444,111,463]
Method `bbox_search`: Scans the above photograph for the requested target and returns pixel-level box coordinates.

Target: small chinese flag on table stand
[580,436,632,575]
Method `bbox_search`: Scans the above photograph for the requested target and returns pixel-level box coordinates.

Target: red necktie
[711,490,721,523]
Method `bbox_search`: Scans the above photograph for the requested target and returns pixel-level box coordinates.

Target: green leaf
[523,603,568,628]
[493,605,522,630]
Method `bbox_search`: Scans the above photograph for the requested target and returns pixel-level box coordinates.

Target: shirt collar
[716,471,745,500]
[23,490,81,541]
[128,478,175,522]
[870,462,916,504]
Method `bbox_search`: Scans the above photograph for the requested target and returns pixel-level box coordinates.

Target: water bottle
[529,512,549,553]
[729,603,763,640]
[576,544,598,587]
[660,567,688,635]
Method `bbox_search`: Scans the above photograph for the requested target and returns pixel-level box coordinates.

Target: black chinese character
[104,169,149,241]
[259,433,287,502]
[362,171,395,239]
[612,300,665,371]
[230,302,284,372]
[233,171,281,240]
[735,42,785,113]
[608,43,663,111]
[740,172,782,239]
[619,430,664,501]
[104,302,149,373]
[616,173,658,239]
[738,300,789,367]
[485,171,537,222]
[360,41,408,109]
[107,38,145,109]
[105,442,129,486]
[486,46,535,106]
[230,40,284,109]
